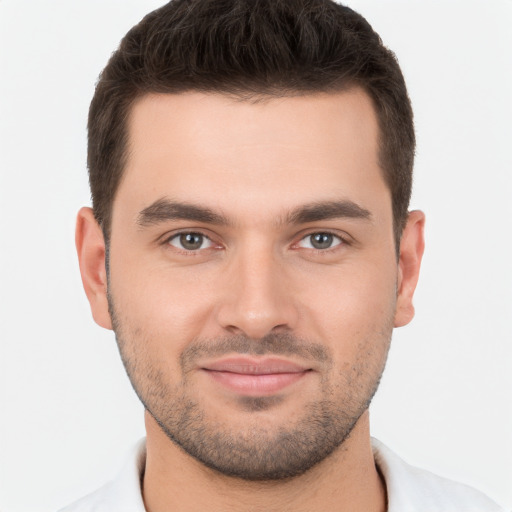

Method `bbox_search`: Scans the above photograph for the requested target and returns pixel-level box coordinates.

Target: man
[62,0,505,510]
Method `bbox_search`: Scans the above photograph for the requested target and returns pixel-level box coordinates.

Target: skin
[76,88,425,512]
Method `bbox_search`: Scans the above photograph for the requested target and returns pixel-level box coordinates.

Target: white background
[0,1,511,511]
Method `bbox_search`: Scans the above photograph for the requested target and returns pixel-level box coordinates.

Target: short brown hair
[88,0,415,248]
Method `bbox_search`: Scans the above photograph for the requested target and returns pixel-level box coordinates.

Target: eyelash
[162,230,349,255]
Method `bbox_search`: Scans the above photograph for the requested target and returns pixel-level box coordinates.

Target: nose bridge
[216,237,298,338]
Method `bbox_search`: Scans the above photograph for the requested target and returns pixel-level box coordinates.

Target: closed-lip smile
[200,357,312,396]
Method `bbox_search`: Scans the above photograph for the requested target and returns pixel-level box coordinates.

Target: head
[77,0,424,481]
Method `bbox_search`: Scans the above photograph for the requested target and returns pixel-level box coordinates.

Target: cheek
[109,253,217,362]
[299,261,397,351]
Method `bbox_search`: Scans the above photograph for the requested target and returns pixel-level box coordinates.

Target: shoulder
[372,438,506,512]
[58,481,117,512]
[58,439,147,512]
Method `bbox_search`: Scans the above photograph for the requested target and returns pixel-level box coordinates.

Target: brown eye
[298,232,342,250]
[168,232,212,251]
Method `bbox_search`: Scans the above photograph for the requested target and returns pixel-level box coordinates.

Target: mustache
[180,332,331,371]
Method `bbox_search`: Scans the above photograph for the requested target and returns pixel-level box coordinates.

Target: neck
[142,411,386,512]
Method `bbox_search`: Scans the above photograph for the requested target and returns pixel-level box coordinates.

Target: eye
[297,232,343,250]
[167,232,213,251]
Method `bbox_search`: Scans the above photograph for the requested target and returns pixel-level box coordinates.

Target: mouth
[200,357,313,396]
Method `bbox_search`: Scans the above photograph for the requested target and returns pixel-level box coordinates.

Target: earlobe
[394,210,425,328]
[75,207,113,330]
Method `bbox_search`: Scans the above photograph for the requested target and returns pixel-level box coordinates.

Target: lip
[200,357,312,396]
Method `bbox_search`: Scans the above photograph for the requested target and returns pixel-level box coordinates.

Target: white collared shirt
[59,438,505,512]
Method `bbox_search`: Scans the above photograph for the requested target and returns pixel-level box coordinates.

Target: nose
[215,244,299,339]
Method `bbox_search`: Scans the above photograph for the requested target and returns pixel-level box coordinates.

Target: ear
[394,210,425,328]
[75,207,112,330]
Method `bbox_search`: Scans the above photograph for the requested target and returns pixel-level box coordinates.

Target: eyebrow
[286,200,372,224]
[136,198,372,228]
[137,198,229,227]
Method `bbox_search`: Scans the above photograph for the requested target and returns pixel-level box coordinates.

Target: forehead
[114,89,388,224]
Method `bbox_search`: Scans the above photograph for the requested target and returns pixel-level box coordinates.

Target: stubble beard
[108,297,392,481]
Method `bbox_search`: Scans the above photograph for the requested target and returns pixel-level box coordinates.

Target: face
[77,89,424,480]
